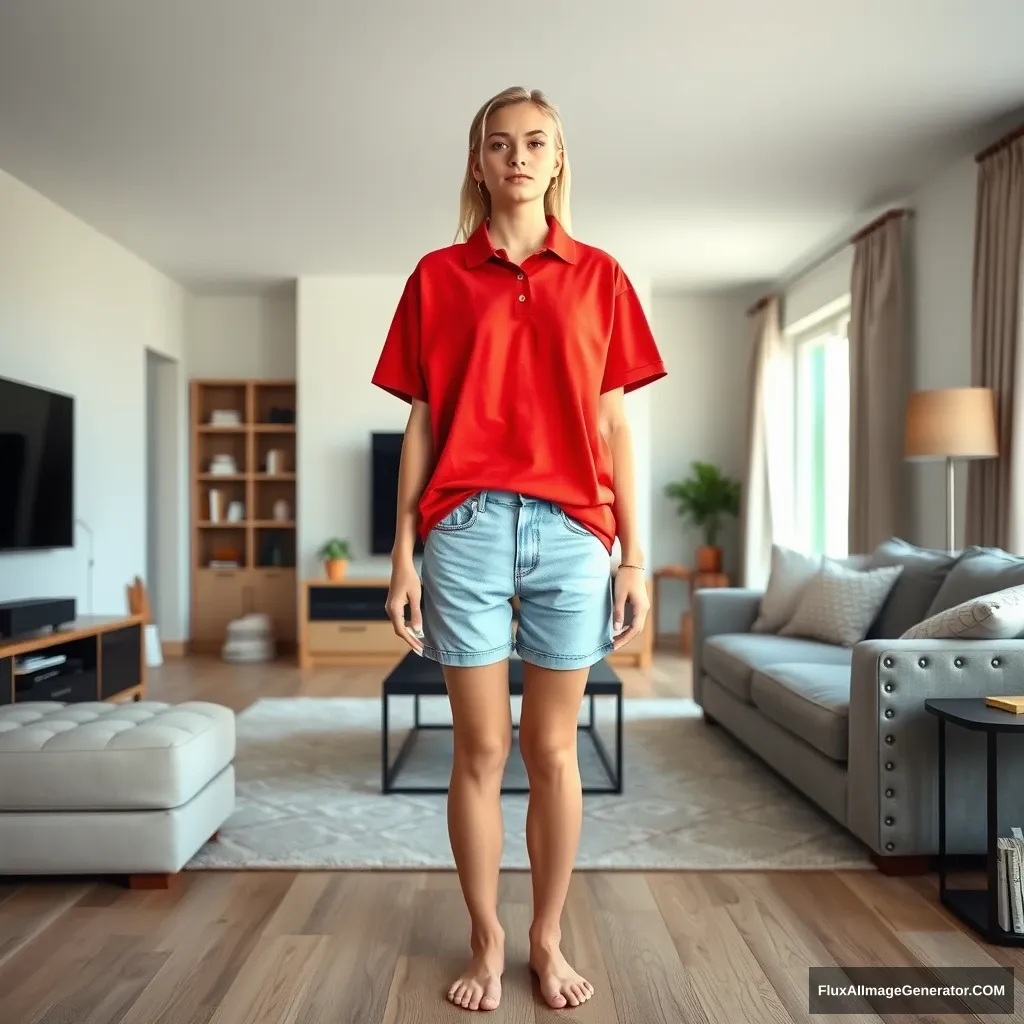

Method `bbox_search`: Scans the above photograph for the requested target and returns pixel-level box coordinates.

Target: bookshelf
[189,379,298,654]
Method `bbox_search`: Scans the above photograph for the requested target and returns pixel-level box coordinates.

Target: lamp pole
[946,456,956,554]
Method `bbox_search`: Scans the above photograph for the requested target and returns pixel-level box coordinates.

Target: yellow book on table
[985,696,1024,714]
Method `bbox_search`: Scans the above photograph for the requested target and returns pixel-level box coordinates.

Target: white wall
[0,168,187,631]
[295,272,658,582]
[649,287,758,633]
[906,154,978,550]
[185,288,296,380]
[296,275,416,580]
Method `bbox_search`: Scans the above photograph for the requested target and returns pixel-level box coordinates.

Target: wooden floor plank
[649,872,792,1024]
[0,652,1012,1022]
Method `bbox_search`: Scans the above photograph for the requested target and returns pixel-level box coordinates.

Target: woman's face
[473,103,562,209]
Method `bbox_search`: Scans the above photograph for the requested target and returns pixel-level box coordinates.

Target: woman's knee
[519,732,577,781]
[453,731,511,780]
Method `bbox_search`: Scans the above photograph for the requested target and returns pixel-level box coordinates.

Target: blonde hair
[456,87,571,243]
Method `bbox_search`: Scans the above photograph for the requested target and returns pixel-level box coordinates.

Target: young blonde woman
[372,86,666,1012]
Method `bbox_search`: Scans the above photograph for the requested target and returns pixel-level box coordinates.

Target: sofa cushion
[750,664,851,761]
[925,547,1024,624]
[866,537,958,638]
[751,544,822,633]
[703,633,852,704]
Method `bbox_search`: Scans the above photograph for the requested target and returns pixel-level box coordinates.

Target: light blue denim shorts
[419,490,615,670]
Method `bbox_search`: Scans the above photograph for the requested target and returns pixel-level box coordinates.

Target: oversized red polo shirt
[371,216,666,552]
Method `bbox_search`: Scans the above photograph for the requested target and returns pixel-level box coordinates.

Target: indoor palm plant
[664,460,741,572]
[318,538,351,581]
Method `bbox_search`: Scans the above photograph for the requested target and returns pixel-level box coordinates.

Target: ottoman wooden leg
[127,873,176,890]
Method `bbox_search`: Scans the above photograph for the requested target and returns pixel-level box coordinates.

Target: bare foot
[529,938,594,1009]
[447,932,504,1011]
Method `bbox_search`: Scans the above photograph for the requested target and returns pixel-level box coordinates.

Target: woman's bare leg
[444,659,512,1012]
[518,662,595,1009]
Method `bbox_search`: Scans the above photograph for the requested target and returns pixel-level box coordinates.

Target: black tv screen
[371,431,423,556]
[0,375,74,551]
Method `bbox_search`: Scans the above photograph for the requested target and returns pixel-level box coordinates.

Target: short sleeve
[371,267,428,403]
[601,265,668,394]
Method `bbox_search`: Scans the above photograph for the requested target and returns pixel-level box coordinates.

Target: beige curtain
[848,214,909,554]
[965,136,1024,550]
[740,296,794,586]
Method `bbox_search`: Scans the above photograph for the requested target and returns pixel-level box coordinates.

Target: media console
[297,576,652,669]
[0,614,146,705]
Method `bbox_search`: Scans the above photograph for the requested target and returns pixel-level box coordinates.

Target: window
[791,302,850,558]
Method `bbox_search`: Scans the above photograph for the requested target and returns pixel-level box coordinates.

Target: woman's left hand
[612,565,650,649]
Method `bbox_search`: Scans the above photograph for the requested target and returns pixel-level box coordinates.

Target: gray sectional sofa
[692,538,1024,870]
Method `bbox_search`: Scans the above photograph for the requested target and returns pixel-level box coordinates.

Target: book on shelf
[996,827,1024,933]
[985,696,1024,714]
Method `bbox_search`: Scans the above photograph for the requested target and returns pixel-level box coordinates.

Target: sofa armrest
[847,638,1024,857]
[691,587,763,706]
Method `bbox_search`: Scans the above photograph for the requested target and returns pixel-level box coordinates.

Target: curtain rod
[976,121,1024,163]
[747,207,913,316]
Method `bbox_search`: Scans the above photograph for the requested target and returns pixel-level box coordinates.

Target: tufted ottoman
[0,700,235,886]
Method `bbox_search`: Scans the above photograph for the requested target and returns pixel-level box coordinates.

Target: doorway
[145,348,183,642]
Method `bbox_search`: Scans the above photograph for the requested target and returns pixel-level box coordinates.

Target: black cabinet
[100,625,143,700]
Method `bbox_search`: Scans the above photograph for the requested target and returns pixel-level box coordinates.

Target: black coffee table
[381,653,623,795]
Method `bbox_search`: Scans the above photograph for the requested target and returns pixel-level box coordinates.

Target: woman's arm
[387,398,434,650]
[600,387,650,646]
[599,388,643,568]
[393,398,435,562]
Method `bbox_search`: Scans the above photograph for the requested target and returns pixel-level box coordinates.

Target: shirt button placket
[516,271,528,312]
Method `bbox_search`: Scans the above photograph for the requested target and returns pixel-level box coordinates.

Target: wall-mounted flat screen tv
[0,374,74,551]
[370,431,423,556]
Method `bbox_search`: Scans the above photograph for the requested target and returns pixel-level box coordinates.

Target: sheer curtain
[740,295,795,587]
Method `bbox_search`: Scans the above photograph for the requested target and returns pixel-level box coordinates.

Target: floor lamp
[903,387,999,553]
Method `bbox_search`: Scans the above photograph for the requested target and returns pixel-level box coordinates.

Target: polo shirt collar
[464,215,578,268]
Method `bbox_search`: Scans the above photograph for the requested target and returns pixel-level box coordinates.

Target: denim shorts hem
[419,640,515,668]
[514,641,615,671]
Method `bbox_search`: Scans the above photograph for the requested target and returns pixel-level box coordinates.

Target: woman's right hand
[387,557,424,655]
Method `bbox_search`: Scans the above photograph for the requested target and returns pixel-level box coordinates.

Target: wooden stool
[652,565,690,651]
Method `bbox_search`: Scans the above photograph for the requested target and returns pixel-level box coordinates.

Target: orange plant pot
[325,559,348,581]
[695,545,722,573]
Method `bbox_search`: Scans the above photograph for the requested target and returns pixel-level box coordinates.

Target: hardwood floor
[0,649,1017,1023]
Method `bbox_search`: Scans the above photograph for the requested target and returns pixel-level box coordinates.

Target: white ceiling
[1,0,1023,291]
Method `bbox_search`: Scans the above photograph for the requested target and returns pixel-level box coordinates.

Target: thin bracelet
[619,563,645,571]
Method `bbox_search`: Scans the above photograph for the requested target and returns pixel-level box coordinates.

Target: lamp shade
[904,387,999,460]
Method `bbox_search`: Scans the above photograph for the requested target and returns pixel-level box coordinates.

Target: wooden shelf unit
[297,576,653,670]
[190,379,298,654]
[299,578,407,668]
[0,615,146,705]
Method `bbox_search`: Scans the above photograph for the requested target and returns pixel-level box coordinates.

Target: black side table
[925,697,1024,946]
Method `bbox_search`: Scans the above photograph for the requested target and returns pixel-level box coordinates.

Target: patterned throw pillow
[779,559,904,647]
[900,584,1024,640]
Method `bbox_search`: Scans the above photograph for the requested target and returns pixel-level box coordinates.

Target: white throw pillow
[780,558,904,647]
[751,544,822,633]
[900,584,1024,640]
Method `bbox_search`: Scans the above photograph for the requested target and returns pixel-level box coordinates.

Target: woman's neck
[486,203,550,264]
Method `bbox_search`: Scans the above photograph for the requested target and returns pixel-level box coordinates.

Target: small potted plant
[318,538,350,581]
[664,461,741,573]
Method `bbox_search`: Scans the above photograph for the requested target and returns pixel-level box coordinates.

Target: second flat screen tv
[370,431,423,556]
[0,374,75,551]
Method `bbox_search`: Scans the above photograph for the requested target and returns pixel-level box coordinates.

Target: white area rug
[186,696,872,871]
